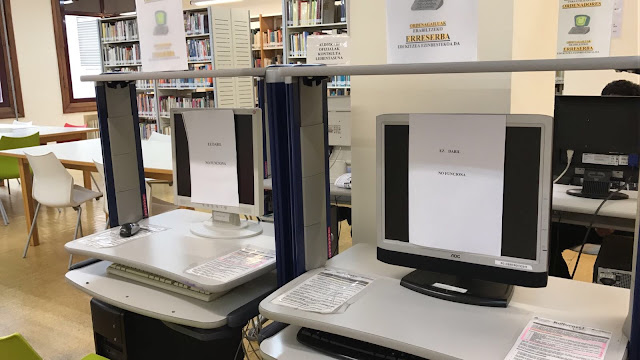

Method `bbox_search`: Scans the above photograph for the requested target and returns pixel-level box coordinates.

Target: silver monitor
[376,114,552,307]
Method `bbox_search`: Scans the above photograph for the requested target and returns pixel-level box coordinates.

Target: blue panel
[320,80,332,259]
[95,83,119,227]
[257,79,269,179]
[128,83,149,219]
[630,242,640,359]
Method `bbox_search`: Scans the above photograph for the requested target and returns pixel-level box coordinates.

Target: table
[0,139,172,246]
[553,184,637,232]
[259,244,630,360]
[0,124,98,144]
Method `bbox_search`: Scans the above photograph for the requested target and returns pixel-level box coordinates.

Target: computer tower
[593,235,634,288]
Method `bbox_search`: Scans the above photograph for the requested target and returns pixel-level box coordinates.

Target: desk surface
[0,138,172,174]
[260,244,629,360]
[261,325,330,360]
[553,184,637,220]
[0,125,97,137]
[66,209,276,293]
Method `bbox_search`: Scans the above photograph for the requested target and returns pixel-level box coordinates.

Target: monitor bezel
[170,107,264,217]
[376,114,552,287]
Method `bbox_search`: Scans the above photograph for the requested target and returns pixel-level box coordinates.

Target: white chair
[148,131,171,143]
[94,160,110,229]
[23,153,102,269]
[12,120,32,126]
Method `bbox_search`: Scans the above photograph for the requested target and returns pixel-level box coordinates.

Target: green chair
[0,132,40,225]
[0,333,109,360]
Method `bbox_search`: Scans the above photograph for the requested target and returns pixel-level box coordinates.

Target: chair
[93,160,110,229]
[145,132,174,214]
[22,153,102,269]
[12,120,32,126]
[0,132,40,225]
[0,333,108,360]
[63,123,101,193]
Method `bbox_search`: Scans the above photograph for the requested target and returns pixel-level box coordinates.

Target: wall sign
[386,0,478,64]
[557,0,614,58]
[307,35,351,65]
[135,0,188,72]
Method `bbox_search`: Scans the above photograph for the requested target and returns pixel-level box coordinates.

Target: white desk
[260,244,629,360]
[553,184,637,232]
[261,325,330,360]
[66,209,276,293]
[0,125,98,144]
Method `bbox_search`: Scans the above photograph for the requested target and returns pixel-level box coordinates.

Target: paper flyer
[386,0,478,64]
[307,35,351,65]
[557,0,614,58]
[186,247,276,282]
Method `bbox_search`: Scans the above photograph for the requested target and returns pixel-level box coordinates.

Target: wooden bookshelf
[252,14,284,68]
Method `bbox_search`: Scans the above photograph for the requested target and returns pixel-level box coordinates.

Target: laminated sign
[557,0,614,58]
[386,0,478,64]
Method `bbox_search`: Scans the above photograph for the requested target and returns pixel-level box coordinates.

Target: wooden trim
[51,0,97,114]
[0,0,24,118]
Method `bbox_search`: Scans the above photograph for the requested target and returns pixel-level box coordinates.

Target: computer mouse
[120,223,140,238]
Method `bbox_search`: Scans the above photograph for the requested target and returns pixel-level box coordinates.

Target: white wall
[4,0,94,126]
[350,0,516,244]
[563,0,640,96]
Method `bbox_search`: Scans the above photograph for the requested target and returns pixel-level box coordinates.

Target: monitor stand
[191,211,263,239]
[400,270,514,308]
[566,188,629,200]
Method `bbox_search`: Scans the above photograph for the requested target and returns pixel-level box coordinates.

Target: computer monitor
[553,96,640,200]
[171,108,264,239]
[377,114,552,307]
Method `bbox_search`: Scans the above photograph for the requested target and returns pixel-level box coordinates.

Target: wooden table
[0,139,172,246]
[0,125,99,144]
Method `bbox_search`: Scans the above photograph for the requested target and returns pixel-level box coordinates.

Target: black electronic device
[120,222,140,238]
[297,327,427,360]
[553,96,640,197]
[566,169,629,200]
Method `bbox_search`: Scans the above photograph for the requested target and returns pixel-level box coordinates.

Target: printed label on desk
[77,225,168,248]
[271,269,373,314]
[186,247,276,282]
[504,317,611,360]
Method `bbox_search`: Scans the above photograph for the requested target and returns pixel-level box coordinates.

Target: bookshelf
[99,8,253,137]
[252,14,284,68]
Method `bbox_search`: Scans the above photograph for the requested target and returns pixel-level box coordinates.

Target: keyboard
[297,327,428,360]
[107,263,225,302]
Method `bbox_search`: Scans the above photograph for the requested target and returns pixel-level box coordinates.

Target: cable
[553,149,574,184]
[329,147,342,170]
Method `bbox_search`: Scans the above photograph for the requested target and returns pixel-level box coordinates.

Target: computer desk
[259,244,629,360]
[553,184,637,232]
[65,209,278,329]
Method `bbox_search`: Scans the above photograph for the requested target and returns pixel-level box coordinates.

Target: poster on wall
[135,0,188,72]
[386,0,478,64]
[557,0,614,58]
[307,35,351,65]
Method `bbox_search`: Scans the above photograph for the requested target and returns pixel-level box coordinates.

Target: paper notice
[611,0,623,38]
[77,225,168,248]
[557,0,614,58]
[186,247,276,282]
[504,317,611,360]
[183,109,240,207]
[408,114,506,257]
[272,269,373,314]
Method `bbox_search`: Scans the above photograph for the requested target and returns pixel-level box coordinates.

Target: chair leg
[23,203,41,258]
[73,206,83,240]
[68,254,74,270]
[0,200,9,226]
[7,180,10,195]
[105,214,110,230]
[90,174,102,196]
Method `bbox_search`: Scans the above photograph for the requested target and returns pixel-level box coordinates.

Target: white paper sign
[186,247,276,282]
[135,0,188,72]
[504,317,612,360]
[408,114,506,257]
[307,35,351,65]
[557,0,614,58]
[612,0,623,38]
[183,109,240,207]
[386,0,478,64]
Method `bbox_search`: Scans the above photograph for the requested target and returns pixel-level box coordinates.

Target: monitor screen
[174,112,256,206]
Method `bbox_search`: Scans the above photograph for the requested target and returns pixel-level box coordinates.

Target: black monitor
[553,96,640,199]
[377,114,553,308]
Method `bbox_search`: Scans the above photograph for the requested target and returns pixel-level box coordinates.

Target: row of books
[101,19,138,42]
[137,94,156,118]
[285,0,346,26]
[161,126,172,136]
[184,11,209,35]
[253,29,283,48]
[289,32,318,57]
[140,123,159,140]
[328,88,350,97]
[187,39,212,61]
[157,64,214,88]
[254,55,284,68]
[103,44,141,66]
[329,75,350,87]
[158,93,215,117]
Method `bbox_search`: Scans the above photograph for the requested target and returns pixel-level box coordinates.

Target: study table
[0,138,172,246]
[65,209,277,358]
[0,124,98,144]
[553,184,637,232]
[259,243,630,360]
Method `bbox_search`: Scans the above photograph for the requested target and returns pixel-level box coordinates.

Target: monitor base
[566,189,629,201]
[400,270,514,308]
[191,212,263,239]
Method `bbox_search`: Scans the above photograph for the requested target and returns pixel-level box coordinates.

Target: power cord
[553,149,574,184]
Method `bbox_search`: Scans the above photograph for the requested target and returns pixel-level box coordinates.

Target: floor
[0,171,597,359]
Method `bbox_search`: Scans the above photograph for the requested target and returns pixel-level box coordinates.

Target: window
[0,0,24,119]
[51,0,135,113]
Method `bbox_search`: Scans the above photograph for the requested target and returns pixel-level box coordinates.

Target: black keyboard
[297,327,428,360]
